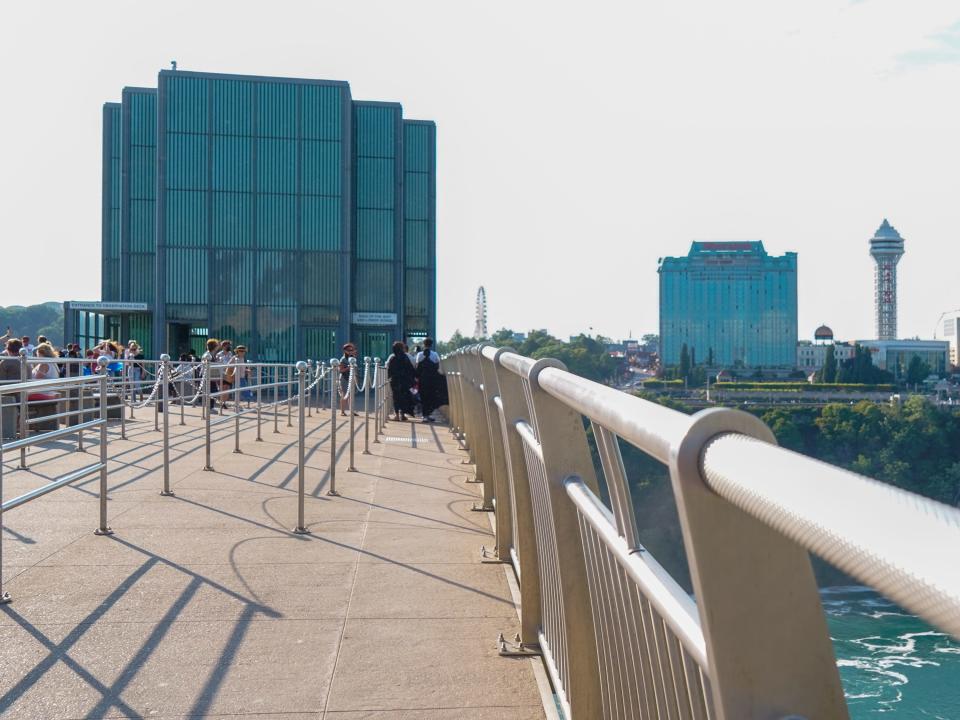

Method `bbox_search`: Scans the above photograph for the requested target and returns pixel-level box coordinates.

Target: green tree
[490,328,518,346]
[820,345,837,383]
[678,343,690,381]
[436,330,480,355]
[906,355,931,386]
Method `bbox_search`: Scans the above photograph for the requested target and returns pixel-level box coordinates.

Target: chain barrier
[353,359,371,393]
[337,362,356,400]
[118,365,166,409]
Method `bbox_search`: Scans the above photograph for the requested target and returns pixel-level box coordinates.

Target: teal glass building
[94,69,435,362]
[658,242,797,368]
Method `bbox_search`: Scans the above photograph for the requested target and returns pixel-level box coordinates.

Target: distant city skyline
[2,2,959,344]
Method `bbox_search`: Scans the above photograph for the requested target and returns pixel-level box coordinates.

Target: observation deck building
[658,241,798,367]
[87,68,436,362]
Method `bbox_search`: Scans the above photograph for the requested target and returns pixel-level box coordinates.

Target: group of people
[385,337,447,423]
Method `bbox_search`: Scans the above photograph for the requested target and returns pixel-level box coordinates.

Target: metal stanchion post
[154,363,160,432]
[129,362,136,421]
[18,349,27,468]
[373,358,381,444]
[293,361,309,533]
[203,352,213,471]
[363,357,371,455]
[348,357,357,472]
[256,364,263,442]
[160,355,174,496]
[328,358,338,496]
[95,357,113,536]
[306,360,313,418]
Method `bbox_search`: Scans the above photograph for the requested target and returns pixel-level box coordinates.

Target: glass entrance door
[356,330,391,361]
[303,326,338,363]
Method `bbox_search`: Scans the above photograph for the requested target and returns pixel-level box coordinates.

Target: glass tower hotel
[79,69,436,362]
[658,242,798,368]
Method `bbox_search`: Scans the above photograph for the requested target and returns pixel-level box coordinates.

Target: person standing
[32,343,61,381]
[338,343,358,416]
[386,341,415,422]
[415,338,443,422]
[234,345,253,405]
[21,337,35,356]
[205,338,221,412]
[216,340,236,410]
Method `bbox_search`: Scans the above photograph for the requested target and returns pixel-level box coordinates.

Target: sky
[1,1,958,343]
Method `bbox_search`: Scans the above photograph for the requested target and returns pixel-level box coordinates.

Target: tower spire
[869,219,905,340]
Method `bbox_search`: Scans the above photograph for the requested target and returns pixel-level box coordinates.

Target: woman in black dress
[386,341,415,421]
[415,338,443,422]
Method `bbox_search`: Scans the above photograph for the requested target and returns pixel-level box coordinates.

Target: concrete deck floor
[0,403,548,719]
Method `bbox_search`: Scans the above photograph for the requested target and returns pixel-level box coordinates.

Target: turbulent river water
[824,587,960,717]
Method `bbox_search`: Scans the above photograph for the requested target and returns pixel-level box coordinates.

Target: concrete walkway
[0,404,547,719]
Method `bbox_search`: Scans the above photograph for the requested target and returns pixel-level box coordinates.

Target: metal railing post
[95,357,113,536]
[287,365,293,427]
[203,352,213,471]
[306,360,313,418]
[153,362,160,433]
[233,362,242,454]
[118,370,126,440]
[0,447,8,603]
[328,358,338,496]
[129,360,136,421]
[273,366,280,434]
[372,359,381,443]
[179,365,186,425]
[362,357,371,455]
[18,348,27,469]
[160,355,174,496]
[348,357,357,472]
[78,380,85,453]
[294,361,309,533]
[256,364,263,441]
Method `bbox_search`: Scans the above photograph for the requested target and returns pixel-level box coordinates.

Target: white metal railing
[0,352,386,603]
[445,343,960,720]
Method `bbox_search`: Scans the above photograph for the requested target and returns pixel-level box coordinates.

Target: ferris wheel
[474,286,488,338]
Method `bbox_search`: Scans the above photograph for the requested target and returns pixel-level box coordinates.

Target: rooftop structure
[937,310,960,367]
[856,338,950,379]
[658,241,798,367]
[86,68,437,362]
[869,219,905,341]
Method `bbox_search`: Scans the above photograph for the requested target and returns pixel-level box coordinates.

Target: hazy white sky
[1,1,958,342]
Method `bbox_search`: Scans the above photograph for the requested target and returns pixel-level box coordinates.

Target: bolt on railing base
[233,449,243,454]
[480,545,509,564]
[94,527,114,536]
[159,490,175,497]
[0,592,11,605]
[203,465,214,472]
[471,502,494,512]
[327,489,340,497]
[293,526,310,535]
[496,633,541,658]
[347,467,357,472]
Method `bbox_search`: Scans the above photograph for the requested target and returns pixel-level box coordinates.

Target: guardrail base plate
[94,527,114,536]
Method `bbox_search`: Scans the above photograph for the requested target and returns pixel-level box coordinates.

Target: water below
[824,587,960,717]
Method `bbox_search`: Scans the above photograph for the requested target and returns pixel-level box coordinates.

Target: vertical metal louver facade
[101,103,122,302]
[402,120,436,341]
[102,69,434,362]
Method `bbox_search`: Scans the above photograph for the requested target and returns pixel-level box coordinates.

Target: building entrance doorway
[168,323,208,358]
[355,330,391,362]
[303,327,338,364]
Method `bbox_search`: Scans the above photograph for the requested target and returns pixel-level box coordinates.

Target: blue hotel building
[658,242,798,368]
[84,69,436,362]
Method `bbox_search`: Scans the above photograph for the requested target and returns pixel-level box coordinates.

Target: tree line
[0,302,64,346]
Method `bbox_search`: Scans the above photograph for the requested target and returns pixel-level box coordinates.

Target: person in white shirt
[32,343,61,381]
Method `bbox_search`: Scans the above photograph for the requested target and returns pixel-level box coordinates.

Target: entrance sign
[69,301,150,312]
[352,312,397,326]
